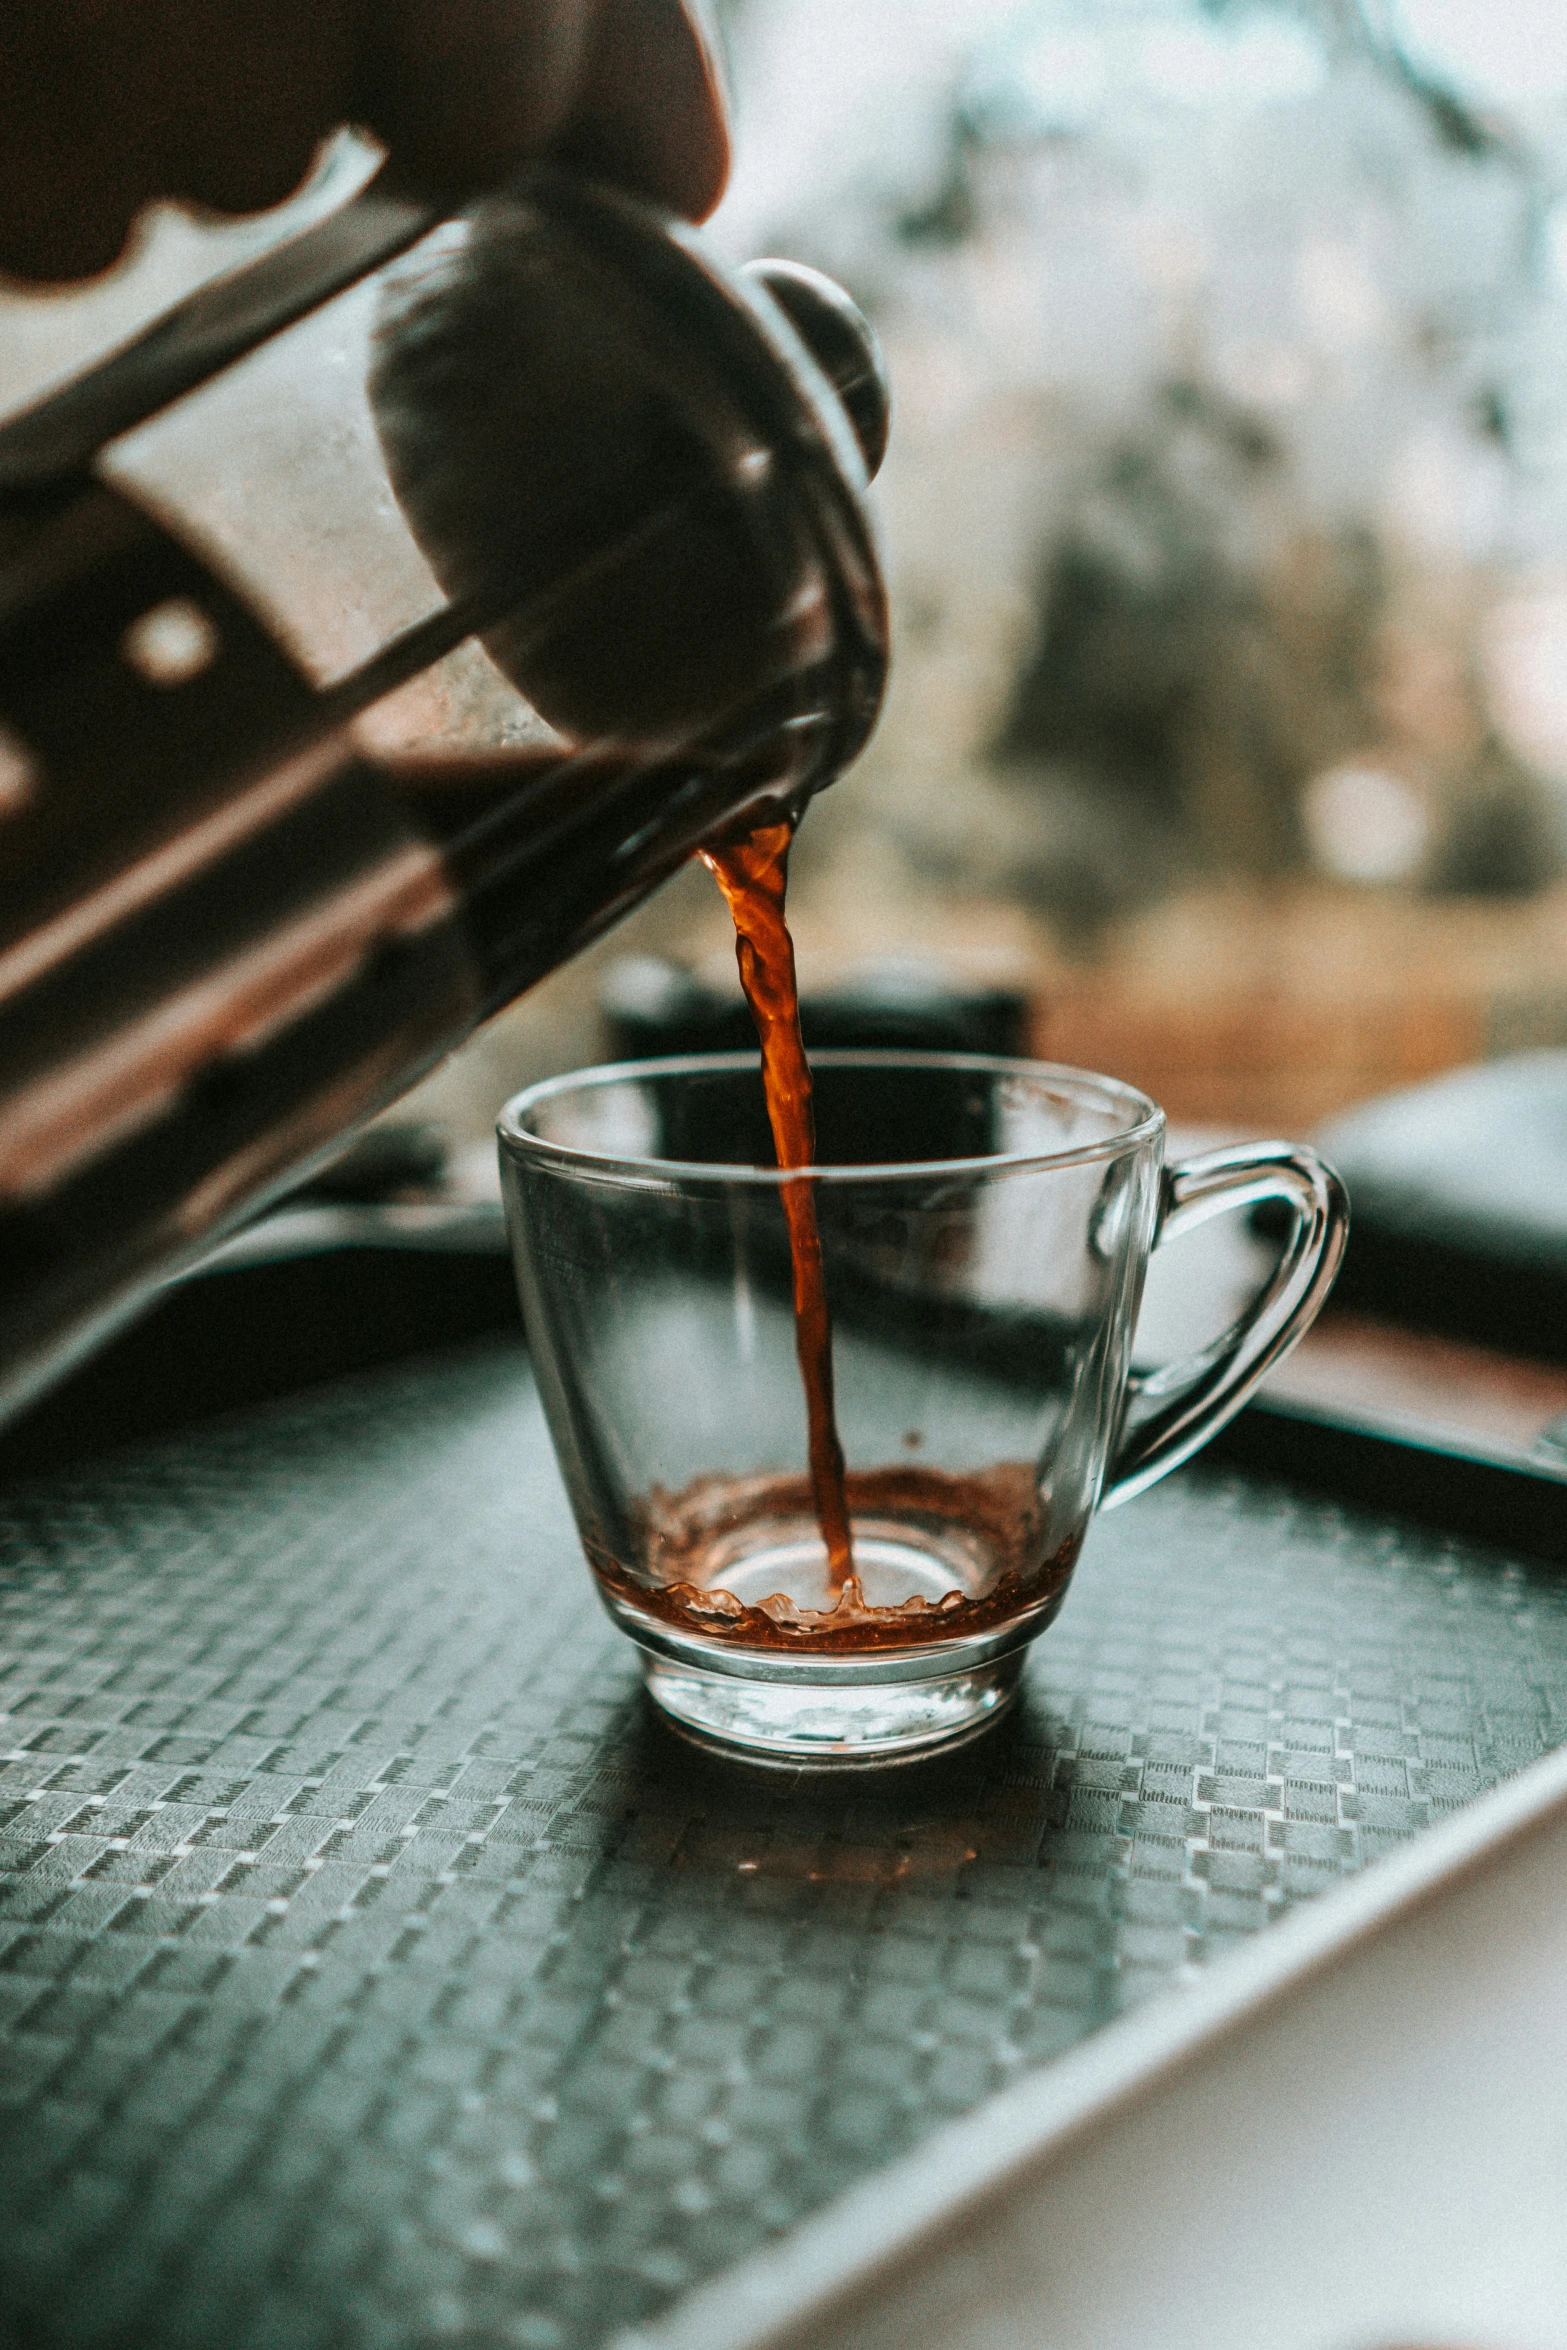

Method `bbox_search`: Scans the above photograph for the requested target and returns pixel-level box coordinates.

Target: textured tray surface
[3,1340,1566,2350]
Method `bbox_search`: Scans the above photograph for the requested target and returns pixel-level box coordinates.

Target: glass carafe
[0,158,889,1424]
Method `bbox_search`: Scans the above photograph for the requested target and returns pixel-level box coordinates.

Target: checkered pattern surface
[2,1338,1565,2350]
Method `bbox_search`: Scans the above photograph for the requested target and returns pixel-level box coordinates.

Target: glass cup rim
[497,1048,1166,1186]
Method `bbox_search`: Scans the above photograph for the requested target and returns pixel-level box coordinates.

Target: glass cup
[498,1052,1347,1766]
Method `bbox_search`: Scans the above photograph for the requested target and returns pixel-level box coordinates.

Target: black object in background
[0,1220,519,1485]
[601,954,1030,1063]
[1315,1051,1567,1364]
[0,1120,522,1482]
[603,955,1031,1172]
[285,1120,451,1204]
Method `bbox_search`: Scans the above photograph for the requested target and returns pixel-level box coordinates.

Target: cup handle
[1101,1142,1349,1510]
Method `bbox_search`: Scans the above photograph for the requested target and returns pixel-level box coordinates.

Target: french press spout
[0,162,890,1427]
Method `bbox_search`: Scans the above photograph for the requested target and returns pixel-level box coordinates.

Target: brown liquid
[673,817,1066,1653]
[592,1463,1080,1654]
[701,818,856,1592]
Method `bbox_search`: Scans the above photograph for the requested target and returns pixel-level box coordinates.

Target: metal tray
[650,1744,1567,2350]
[4,1337,1567,2348]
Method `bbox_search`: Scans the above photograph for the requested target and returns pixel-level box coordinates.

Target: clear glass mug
[498,1052,1347,1766]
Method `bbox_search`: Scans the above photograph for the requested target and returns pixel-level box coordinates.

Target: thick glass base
[639,1648,1024,1767]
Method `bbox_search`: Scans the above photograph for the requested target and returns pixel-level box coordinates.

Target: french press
[0,161,889,1426]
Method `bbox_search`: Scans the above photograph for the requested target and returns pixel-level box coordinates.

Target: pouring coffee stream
[0,168,890,1425]
[702,818,856,1595]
